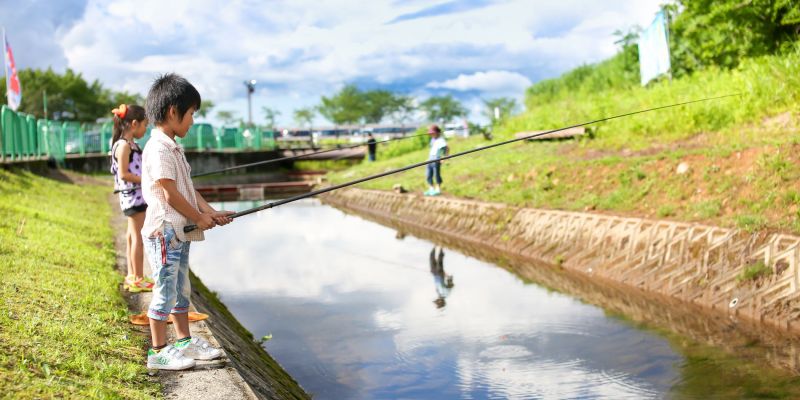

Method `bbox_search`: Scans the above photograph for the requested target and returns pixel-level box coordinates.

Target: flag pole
[2,27,7,106]
[1,27,7,163]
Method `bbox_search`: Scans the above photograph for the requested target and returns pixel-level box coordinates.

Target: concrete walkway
[109,196,258,399]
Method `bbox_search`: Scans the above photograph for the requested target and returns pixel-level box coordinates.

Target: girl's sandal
[128,311,209,326]
[124,276,153,292]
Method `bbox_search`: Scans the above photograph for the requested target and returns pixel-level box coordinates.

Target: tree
[612,27,641,81]
[195,100,215,118]
[668,0,800,76]
[293,107,315,128]
[106,90,145,109]
[482,97,518,123]
[216,110,237,126]
[390,95,417,126]
[317,84,364,125]
[0,68,125,121]
[262,106,281,130]
[361,90,400,124]
[420,95,467,124]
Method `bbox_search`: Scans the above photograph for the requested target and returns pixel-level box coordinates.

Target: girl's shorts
[123,204,148,217]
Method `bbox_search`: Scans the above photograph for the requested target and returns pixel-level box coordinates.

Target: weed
[736,215,767,232]
[658,205,676,218]
[737,261,773,282]
[692,200,722,219]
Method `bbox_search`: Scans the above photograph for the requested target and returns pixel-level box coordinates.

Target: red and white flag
[4,30,22,111]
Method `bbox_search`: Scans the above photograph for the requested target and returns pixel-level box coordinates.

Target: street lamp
[244,79,256,127]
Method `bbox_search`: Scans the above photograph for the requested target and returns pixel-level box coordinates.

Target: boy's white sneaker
[178,337,223,361]
[146,345,196,370]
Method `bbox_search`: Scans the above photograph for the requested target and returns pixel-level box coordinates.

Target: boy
[424,124,448,196]
[141,73,234,370]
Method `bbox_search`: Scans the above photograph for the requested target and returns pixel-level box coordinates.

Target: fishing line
[184,93,740,233]
[113,132,428,193]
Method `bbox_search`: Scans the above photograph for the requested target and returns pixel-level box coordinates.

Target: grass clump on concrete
[0,169,159,399]
[737,261,773,283]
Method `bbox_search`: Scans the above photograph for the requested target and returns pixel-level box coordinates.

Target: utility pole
[244,80,256,127]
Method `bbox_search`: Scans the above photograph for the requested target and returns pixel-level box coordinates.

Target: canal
[191,199,800,399]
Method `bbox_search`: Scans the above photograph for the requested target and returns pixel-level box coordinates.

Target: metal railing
[0,105,418,165]
[0,105,284,165]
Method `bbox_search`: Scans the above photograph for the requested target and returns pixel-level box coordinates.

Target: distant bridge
[0,146,365,175]
[49,147,366,174]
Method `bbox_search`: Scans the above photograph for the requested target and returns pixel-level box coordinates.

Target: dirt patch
[573,131,712,161]
[763,111,795,130]
[41,168,109,186]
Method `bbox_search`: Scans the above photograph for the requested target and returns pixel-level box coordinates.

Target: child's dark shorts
[123,204,148,217]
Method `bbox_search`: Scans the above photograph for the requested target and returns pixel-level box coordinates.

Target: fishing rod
[184,93,739,233]
[192,131,429,178]
[113,132,428,193]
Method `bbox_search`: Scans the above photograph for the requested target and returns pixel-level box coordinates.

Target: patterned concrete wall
[323,188,800,336]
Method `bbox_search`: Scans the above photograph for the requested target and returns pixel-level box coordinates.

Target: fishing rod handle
[183,209,249,233]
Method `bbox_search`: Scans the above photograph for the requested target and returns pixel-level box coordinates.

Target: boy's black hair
[146,73,202,125]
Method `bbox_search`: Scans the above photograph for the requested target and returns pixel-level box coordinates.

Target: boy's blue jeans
[144,223,192,321]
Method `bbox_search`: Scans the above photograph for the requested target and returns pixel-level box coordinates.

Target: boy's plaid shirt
[141,128,205,242]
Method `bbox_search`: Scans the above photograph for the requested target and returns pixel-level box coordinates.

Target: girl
[110,104,153,292]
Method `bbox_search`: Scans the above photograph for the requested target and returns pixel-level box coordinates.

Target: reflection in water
[192,199,800,399]
[430,247,454,309]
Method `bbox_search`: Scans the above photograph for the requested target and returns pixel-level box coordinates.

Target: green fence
[178,123,218,150]
[0,105,280,164]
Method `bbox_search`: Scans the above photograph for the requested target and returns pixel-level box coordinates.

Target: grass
[293,159,359,172]
[326,46,800,234]
[0,169,160,399]
[737,261,773,283]
[507,44,800,150]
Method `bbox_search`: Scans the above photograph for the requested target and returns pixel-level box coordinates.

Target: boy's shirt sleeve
[150,147,177,182]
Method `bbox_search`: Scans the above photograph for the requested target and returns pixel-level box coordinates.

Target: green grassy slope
[328,47,800,233]
[0,169,159,399]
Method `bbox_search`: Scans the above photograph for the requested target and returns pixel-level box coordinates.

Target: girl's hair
[110,104,147,146]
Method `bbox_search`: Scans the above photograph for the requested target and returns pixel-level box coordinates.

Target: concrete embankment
[323,188,800,372]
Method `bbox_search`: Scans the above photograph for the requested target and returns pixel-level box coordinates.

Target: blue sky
[1,0,663,126]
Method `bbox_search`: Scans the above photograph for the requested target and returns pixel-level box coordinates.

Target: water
[191,199,800,399]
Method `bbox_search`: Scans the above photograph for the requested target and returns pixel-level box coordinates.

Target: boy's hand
[196,213,216,230]
[211,211,235,226]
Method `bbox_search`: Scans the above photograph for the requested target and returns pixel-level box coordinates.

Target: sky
[1,0,663,127]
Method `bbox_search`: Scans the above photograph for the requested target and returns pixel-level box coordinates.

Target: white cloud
[7,0,665,125]
[427,70,532,95]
